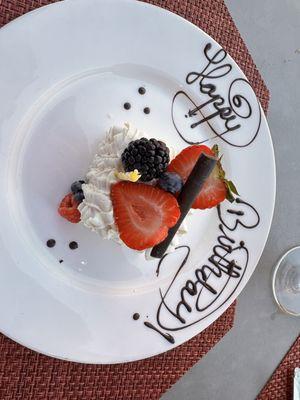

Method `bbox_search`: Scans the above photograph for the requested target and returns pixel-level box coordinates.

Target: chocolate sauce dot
[59,259,64,264]
[69,241,78,250]
[185,114,188,118]
[143,107,150,114]
[138,87,146,95]
[240,241,245,247]
[124,102,131,110]
[133,313,140,321]
[46,239,56,248]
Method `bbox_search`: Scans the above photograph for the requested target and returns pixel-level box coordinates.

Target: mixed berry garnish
[57,130,237,253]
[121,138,170,182]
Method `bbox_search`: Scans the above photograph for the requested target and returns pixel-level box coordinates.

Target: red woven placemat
[257,335,300,400]
[0,1,269,400]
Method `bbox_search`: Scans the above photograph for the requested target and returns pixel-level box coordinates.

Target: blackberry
[121,138,170,181]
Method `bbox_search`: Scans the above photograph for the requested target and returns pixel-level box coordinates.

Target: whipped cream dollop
[79,122,189,257]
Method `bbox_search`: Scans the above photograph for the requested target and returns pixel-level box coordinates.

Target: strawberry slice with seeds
[168,144,238,209]
[111,181,180,250]
[58,193,81,223]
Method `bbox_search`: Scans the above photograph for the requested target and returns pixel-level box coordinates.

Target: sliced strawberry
[111,181,180,250]
[58,193,81,223]
[168,145,237,210]
[191,167,227,209]
[168,145,215,182]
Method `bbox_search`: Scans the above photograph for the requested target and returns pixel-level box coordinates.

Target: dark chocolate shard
[151,153,217,259]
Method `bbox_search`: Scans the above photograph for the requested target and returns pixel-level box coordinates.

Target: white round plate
[0,0,275,363]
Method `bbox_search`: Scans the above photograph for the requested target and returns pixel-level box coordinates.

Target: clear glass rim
[272,245,300,317]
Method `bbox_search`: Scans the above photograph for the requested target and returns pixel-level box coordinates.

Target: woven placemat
[257,335,300,400]
[0,1,269,399]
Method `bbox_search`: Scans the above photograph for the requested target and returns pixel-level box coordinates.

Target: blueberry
[158,172,183,194]
[74,190,84,203]
[71,180,84,194]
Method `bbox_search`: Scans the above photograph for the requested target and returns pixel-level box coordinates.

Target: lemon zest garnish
[115,169,141,182]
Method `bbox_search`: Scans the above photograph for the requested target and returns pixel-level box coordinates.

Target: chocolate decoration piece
[46,239,56,248]
[69,241,78,250]
[144,321,175,344]
[151,153,217,259]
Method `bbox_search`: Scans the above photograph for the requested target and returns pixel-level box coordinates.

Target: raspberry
[58,193,81,223]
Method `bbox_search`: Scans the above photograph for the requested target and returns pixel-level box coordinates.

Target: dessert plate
[0,0,275,363]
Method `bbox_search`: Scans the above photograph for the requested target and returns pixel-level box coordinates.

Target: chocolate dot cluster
[121,138,170,182]
[123,87,151,114]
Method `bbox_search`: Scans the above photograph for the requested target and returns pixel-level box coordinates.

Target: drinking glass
[272,246,300,316]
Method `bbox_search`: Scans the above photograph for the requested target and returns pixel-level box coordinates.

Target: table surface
[162,0,300,399]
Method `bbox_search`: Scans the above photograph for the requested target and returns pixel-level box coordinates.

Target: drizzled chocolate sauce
[171,43,262,148]
[144,198,260,344]
[144,322,175,344]
[133,313,140,321]
[227,209,244,216]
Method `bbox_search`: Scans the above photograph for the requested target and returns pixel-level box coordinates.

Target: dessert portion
[58,122,237,258]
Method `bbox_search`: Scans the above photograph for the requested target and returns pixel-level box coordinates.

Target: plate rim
[0,0,276,363]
